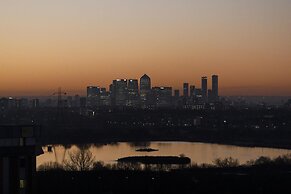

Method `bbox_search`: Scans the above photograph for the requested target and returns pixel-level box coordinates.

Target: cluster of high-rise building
[0,74,219,111]
[86,74,219,110]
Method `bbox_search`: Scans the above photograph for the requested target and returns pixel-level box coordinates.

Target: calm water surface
[37,142,291,167]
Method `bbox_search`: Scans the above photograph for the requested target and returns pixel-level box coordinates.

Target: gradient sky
[1,0,291,96]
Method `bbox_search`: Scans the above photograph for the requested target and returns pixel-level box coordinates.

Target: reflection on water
[37,142,291,167]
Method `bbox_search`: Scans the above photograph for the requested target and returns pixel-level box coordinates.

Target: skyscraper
[87,86,100,108]
[152,87,172,108]
[183,83,189,97]
[212,75,219,102]
[201,77,208,103]
[100,88,111,107]
[127,79,139,107]
[112,79,128,107]
[140,74,151,108]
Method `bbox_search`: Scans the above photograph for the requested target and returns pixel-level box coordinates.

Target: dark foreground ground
[37,167,291,194]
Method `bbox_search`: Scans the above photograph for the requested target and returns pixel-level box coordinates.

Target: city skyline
[1,1,291,192]
[1,0,291,96]
[1,72,291,97]
[2,73,221,98]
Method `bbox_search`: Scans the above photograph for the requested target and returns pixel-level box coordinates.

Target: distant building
[0,125,42,194]
[127,79,140,108]
[44,98,53,108]
[66,96,73,108]
[109,83,114,106]
[87,86,100,108]
[152,87,172,108]
[174,90,180,98]
[73,95,80,107]
[201,77,208,103]
[79,97,87,115]
[173,89,181,108]
[212,75,219,102]
[31,99,39,109]
[8,97,16,109]
[194,88,203,104]
[80,97,87,108]
[183,83,189,97]
[0,98,9,110]
[208,89,213,103]
[100,88,111,107]
[190,85,195,97]
[112,79,128,107]
[140,74,152,108]
[17,98,29,109]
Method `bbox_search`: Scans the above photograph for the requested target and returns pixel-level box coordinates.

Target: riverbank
[37,166,291,194]
[39,135,291,150]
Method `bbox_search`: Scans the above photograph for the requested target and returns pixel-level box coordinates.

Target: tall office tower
[100,88,111,107]
[112,79,128,107]
[183,83,189,97]
[190,85,196,97]
[152,87,172,108]
[212,75,219,102]
[201,76,208,103]
[140,74,151,108]
[87,86,100,108]
[127,79,139,108]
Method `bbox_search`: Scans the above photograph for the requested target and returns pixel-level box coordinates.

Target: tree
[213,157,239,168]
[64,148,95,171]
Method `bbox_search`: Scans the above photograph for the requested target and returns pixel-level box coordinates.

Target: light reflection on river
[37,142,291,167]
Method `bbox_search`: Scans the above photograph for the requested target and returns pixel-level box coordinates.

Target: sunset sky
[1,0,291,96]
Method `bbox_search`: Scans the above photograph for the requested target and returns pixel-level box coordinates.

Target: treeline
[37,148,291,172]
[36,150,291,194]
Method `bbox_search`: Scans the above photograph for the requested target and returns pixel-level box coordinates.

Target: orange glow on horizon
[1,0,291,96]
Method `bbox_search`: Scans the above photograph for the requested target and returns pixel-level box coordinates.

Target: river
[37,141,291,167]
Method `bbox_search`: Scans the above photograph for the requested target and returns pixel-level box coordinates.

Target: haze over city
[1,0,291,96]
[2,1,291,194]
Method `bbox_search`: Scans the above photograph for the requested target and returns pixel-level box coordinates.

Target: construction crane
[52,87,67,122]
[52,87,67,108]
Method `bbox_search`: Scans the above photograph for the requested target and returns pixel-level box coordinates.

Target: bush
[37,162,64,171]
[246,155,291,167]
[92,161,106,170]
